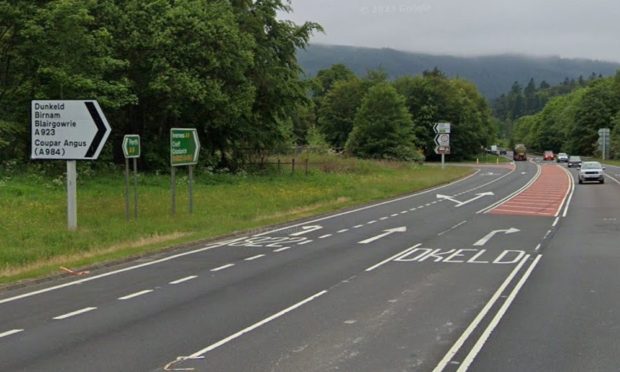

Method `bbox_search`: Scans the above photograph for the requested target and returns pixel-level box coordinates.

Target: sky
[281,0,620,62]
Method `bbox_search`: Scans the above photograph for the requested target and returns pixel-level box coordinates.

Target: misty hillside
[297,44,620,98]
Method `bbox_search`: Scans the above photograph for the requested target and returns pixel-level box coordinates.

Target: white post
[441,153,445,170]
[67,160,78,230]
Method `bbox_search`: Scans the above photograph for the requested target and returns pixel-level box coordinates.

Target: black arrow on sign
[84,101,108,158]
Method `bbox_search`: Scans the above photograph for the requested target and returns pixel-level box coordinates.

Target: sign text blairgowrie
[31,100,111,160]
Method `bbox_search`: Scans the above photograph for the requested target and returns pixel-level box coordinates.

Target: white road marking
[367,220,377,224]
[318,234,333,239]
[358,227,407,244]
[337,229,349,233]
[0,329,24,338]
[605,173,620,185]
[0,236,248,305]
[211,263,235,272]
[457,255,542,371]
[425,203,432,207]
[400,211,408,214]
[562,167,576,217]
[289,225,323,236]
[535,243,542,251]
[353,225,364,229]
[410,208,417,211]
[244,254,266,261]
[432,255,530,372]
[365,244,421,272]
[552,217,560,227]
[544,229,552,239]
[391,214,399,217]
[170,275,198,285]
[297,240,313,245]
[437,220,468,236]
[53,307,97,320]
[478,164,542,214]
[380,217,389,221]
[473,228,520,247]
[118,289,153,300]
[273,247,291,253]
[185,291,328,358]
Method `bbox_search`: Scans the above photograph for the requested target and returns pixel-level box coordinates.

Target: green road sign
[170,128,200,166]
[122,135,141,158]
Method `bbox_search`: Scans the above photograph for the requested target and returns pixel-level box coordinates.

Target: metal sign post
[31,100,111,230]
[122,135,140,220]
[170,128,200,215]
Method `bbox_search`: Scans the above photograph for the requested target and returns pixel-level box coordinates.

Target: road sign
[170,128,200,166]
[434,122,451,134]
[598,128,610,135]
[31,100,111,160]
[435,145,450,155]
[122,135,141,159]
[434,133,450,147]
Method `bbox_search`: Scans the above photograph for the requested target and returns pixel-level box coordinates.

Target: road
[1,160,619,371]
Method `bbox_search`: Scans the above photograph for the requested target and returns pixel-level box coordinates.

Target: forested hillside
[512,72,620,158]
[298,44,620,99]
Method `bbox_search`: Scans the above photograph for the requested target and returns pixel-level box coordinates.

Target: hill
[297,44,620,99]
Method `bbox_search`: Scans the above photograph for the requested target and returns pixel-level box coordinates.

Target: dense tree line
[303,65,495,160]
[512,72,620,158]
[0,0,320,169]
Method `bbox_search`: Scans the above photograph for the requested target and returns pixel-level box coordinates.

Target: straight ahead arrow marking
[358,227,407,244]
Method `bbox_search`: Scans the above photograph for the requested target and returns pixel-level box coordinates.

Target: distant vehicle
[556,152,568,162]
[567,155,582,168]
[513,144,527,161]
[578,161,605,184]
[543,151,555,161]
[499,149,507,155]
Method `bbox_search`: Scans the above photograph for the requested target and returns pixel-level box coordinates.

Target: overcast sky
[282,0,620,62]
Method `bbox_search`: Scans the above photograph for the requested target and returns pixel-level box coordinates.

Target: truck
[513,144,527,161]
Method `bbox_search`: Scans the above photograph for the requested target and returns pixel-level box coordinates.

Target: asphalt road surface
[1,160,619,371]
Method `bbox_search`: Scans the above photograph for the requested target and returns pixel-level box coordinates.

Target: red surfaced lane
[489,164,571,217]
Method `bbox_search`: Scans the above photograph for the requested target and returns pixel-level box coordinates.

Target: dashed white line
[380,217,389,221]
[0,329,24,338]
[391,214,399,217]
[319,234,333,239]
[244,254,266,261]
[544,229,552,239]
[425,203,432,207]
[273,247,291,253]
[552,217,560,227]
[367,220,377,224]
[400,211,408,214]
[418,205,425,209]
[170,275,198,285]
[298,240,313,245]
[410,208,417,211]
[211,263,235,272]
[337,229,349,233]
[353,225,364,229]
[118,289,153,300]
[53,307,97,320]
[535,243,542,251]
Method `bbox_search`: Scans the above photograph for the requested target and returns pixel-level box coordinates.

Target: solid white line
[432,255,530,372]
[477,163,542,214]
[0,329,24,338]
[552,217,560,227]
[0,237,248,305]
[365,244,421,272]
[118,289,153,300]
[244,254,265,261]
[337,229,349,233]
[318,234,333,239]
[563,169,576,217]
[457,255,542,371]
[554,166,574,217]
[53,307,97,320]
[273,247,291,253]
[605,173,620,185]
[170,275,198,285]
[187,290,328,358]
[211,263,235,272]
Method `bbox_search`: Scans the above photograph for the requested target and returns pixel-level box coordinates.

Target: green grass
[0,156,472,284]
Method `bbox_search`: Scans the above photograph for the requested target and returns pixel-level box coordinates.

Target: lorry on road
[513,144,527,161]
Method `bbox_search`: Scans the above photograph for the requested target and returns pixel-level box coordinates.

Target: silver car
[578,161,605,184]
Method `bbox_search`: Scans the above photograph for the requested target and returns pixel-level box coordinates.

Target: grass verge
[0,157,472,285]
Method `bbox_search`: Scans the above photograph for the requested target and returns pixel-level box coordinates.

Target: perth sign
[31,100,111,160]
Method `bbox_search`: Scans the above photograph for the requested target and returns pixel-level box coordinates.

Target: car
[578,161,605,184]
[556,152,568,162]
[567,155,582,168]
[543,150,555,161]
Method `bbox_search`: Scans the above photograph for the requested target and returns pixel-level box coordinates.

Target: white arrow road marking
[289,225,322,236]
[437,192,495,207]
[473,228,520,246]
[358,227,407,244]
[436,194,461,204]
[0,329,24,338]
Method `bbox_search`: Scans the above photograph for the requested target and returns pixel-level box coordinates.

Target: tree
[345,83,418,160]
[317,78,366,150]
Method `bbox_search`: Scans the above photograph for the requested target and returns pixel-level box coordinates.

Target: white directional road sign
[435,133,450,147]
[31,100,111,160]
[434,122,451,134]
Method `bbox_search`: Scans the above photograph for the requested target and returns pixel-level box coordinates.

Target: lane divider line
[318,234,333,239]
[118,289,153,301]
[365,244,422,272]
[432,255,531,372]
[562,166,576,218]
[457,255,543,371]
[170,276,198,285]
[367,220,377,224]
[353,225,364,229]
[337,229,349,233]
[0,329,24,338]
[380,217,389,221]
[211,264,235,272]
[391,214,399,217]
[244,254,266,261]
[53,307,97,320]
[297,240,313,245]
[273,247,291,253]
[186,290,328,358]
